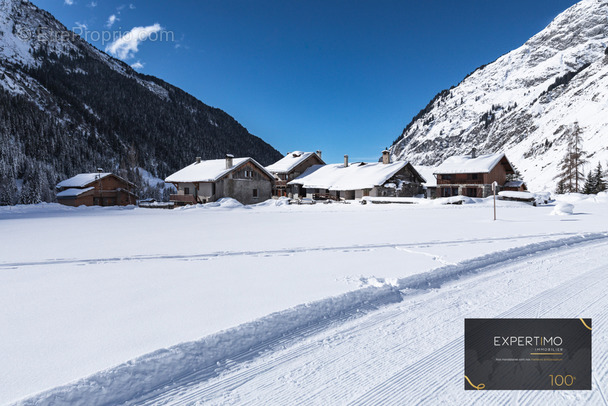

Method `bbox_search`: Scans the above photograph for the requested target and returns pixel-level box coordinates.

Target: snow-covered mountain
[389,0,608,191]
[0,0,281,204]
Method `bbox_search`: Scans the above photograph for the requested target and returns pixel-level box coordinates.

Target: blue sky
[38,0,579,164]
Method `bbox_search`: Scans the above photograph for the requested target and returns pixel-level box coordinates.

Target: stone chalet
[288,151,425,200]
[433,150,518,198]
[265,151,325,197]
[56,172,137,206]
[165,155,274,205]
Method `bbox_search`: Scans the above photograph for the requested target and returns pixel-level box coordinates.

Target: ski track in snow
[17,233,608,406]
[141,240,608,406]
[0,232,584,270]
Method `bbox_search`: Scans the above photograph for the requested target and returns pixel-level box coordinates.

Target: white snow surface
[1,196,608,405]
[55,173,112,189]
[289,161,410,190]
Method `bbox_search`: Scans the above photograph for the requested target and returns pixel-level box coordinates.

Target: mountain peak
[389,0,608,191]
[0,0,281,204]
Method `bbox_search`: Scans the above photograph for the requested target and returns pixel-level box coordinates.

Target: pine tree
[582,163,606,194]
[594,163,606,193]
[583,171,596,194]
[506,163,523,182]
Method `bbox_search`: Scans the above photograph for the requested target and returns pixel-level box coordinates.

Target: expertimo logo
[494,336,564,346]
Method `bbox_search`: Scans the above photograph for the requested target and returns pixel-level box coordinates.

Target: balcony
[169,194,197,204]
[436,178,485,185]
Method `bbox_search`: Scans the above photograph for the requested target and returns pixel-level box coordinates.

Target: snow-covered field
[1,194,607,405]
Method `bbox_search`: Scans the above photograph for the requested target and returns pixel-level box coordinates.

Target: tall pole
[492,181,497,221]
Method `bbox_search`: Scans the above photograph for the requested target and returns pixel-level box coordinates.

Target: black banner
[464,318,591,390]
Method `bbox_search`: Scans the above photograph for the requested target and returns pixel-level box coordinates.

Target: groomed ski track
[17,234,608,406]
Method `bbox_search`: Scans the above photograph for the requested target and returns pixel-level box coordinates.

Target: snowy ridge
[389,0,608,191]
[14,231,608,406]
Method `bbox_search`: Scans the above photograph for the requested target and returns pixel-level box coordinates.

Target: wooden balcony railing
[169,194,197,204]
[436,179,485,185]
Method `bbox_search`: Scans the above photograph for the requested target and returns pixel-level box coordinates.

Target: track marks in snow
[129,238,608,406]
[0,232,583,270]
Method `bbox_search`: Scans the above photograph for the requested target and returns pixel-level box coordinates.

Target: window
[442,174,452,181]
[252,188,258,198]
[471,173,479,180]
[184,187,190,195]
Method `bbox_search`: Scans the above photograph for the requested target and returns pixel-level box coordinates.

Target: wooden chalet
[503,180,528,192]
[265,151,325,197]
[56,172,137,206]
[288,151,425,200]
[165,155,274,205]
[433,149,518,198]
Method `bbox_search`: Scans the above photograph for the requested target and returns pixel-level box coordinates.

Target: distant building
[288,151,425,200]
[265,151,325,197]
[414,165,438,199]
[56,172,137,206]
[433,149,518,198]
[503,180,528,192]
[165,155,274,205]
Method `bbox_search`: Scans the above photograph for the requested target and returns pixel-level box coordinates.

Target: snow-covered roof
[56,187,95,198]
[414,165,436,188]
[434,153,507,175]
[265,151,323,174]
[165,157,272,183]
[56,173,112,189]
[289,161,417,190]
[504,180,526,187]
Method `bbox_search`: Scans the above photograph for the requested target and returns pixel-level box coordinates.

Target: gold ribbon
[580,318,592,331]
[465,375,485,390]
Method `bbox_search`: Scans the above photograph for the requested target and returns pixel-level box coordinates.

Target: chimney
[225,154,234,169]
[382,150,390,165]
[316,150,322,159]
[195,156,201,164]
[344,155,349,167]
[471,148,477,159]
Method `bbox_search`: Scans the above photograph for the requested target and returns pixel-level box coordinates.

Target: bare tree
[554,122,587,193]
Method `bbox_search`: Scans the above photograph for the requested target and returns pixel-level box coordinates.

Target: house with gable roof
[56,172,137,206]
[288,151,425,200]
[433,149,519,198]
[165,155,274,205]
[265,151,325,197]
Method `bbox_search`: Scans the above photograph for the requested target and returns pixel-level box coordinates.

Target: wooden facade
[435,155,516,198]
[56,173,137,207]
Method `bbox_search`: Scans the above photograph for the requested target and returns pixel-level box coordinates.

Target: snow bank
[177,197,248,210]
[433,195,477,205]
[360,196,426,205]
[555,192,608,204]
[253,197,291,207]
[551,202,575,216]
[16,286,402,406]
